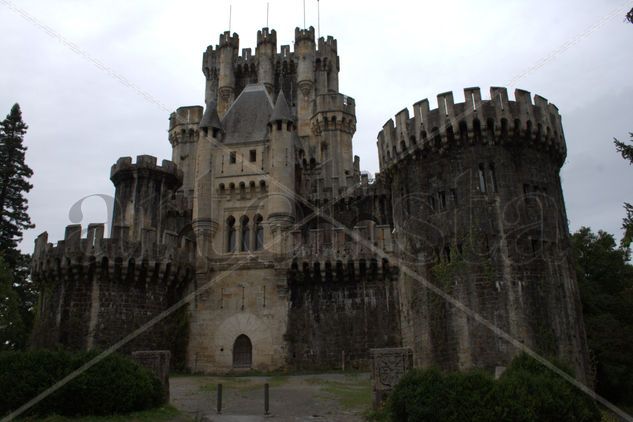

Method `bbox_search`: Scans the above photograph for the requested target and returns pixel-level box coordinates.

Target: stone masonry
[31,26,590,383]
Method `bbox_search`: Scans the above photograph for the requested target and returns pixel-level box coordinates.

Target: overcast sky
[2,0,633,253]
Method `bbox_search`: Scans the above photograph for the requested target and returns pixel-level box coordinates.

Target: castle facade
[30,27,590,381]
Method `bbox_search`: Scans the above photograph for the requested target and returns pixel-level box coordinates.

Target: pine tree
[0,103,35,349]
[614,133,633,248]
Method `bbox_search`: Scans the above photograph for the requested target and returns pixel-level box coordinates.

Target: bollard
[217,383,222,414]
[264,383,270,415]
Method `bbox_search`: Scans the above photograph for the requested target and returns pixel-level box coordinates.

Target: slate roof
[199,99,222,130]
[270,91,294,122]
[221,84,274,144]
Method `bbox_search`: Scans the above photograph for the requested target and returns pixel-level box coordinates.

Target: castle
[30,26,590,381]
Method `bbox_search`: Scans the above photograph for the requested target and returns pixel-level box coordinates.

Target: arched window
[232,334,252,369]
[227,216,236,252]
[240,216,250,252]
[254,214,264,251]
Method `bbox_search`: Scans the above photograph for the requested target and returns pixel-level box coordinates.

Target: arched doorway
[232,334,252,368]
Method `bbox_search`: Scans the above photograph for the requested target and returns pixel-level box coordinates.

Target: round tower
[110,155,183,242]
[256,27,276,95]
[294,26,316,137]
[168,105,203,197]
[268,92,296,254]
[193,100,223,264]
[218,31,239,116]
[379,87,589,382]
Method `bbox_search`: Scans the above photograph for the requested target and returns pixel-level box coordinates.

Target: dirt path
[169,373,371,422]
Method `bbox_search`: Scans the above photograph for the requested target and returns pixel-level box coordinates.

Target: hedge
[0,350,164,417]
[385,353,601,422]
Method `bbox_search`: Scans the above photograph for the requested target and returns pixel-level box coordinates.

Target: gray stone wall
[286,266,401,370]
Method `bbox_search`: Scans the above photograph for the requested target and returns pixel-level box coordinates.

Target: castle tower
[192,100,222,267]
[316,36,339,95]
[268,92,296,254]
[168,105,203,197]
[110,155,183,242]
[310,93,357,192]
[295,27,316,137]
[217,31,239,115]
[256,28,276,95]
[379,87,590,382]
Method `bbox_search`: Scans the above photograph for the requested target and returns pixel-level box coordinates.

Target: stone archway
[232,334,252,369]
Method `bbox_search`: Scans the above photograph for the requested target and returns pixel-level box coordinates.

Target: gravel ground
[169,373,371,422]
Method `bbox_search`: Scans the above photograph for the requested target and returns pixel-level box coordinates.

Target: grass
[21,405,187,422]
[303,375,372,411]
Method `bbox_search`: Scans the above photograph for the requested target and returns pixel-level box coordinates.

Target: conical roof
[199,99,222,130]
[270,91,293,122]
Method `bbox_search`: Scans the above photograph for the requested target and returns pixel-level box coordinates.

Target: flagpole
[317,0,320,38]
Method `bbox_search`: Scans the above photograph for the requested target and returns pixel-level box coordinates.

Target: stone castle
[30,26,590,380]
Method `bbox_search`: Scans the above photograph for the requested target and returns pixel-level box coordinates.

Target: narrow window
[240,216,250,252]
[430,195,436,211]
[249,149,257,162]
[227,216,236,252]
[254,215,264,251]
[451,189,458,207]
[478,163,487,193]
[439,191,447,210]
[229,151,237,164]
[489,163,498,193]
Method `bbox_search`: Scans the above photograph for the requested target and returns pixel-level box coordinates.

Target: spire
[270,91,293,123]
[199,99,222,131]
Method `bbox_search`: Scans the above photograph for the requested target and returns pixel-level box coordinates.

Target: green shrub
[491,354,601,422]
[388,368,495,422]
[0,350,163,417]
[385,353,601,422]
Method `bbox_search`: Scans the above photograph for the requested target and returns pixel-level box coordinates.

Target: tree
[0,256,25,350]
[614,133,633,248]
[627,7,633,24]
[0,103,36,349]
[571,227,633,405]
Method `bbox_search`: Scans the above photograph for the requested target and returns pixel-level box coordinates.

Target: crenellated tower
[379,86,589,382]
[168,105,203,197]
[256,28,276,94]
[110,155,183,243]
[217,31,239,115]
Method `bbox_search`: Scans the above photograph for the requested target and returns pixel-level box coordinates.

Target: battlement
[257,27,276,46]
[110,155,183,186]
[219,31,239,49]
[169,106,203,130]
[295,26,315,43]
[318,35,337,52]
[203,28,338,72]
[313,93,355,115]
[377,87,566,169]
[31,224,195,284]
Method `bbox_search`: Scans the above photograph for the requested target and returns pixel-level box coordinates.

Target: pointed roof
[221,84,274,144]
[199,99,222,130]
[270,91,294,123]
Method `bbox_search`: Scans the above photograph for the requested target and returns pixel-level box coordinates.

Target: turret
[193,100,223,263]
[218,31,239,115]
[295,26,316,137]
[268,93,296,253]
[317,36,339,94]
[256,28,276,95]
[310,93,357,191]
[110,155,183,242]
[168,105,203,197]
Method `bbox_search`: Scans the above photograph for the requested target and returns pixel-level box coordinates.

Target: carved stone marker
[370,348,413,408]
[132,350,171,401]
